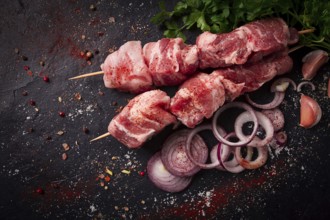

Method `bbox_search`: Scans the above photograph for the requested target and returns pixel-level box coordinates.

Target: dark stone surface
[0,0,329,219]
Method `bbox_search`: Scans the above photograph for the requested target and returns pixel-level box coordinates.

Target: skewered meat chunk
[101,41,153,93]
[197,18,293,69]
[108,90,177,148]
[171,51,293,128]
[143,38,199,86]
[170,73,226,128]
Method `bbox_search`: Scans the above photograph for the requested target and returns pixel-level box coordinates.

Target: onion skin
[245,92,285,110]
[302,50,329,80]
[299,94,322,128]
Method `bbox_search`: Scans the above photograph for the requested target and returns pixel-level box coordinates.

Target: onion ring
[185,124,225,169]
[216,132,253,173]
[270,77,297,92]
[147,152,192,193]
[297,81,316,92]
[235,111,274,147]
[245,92,285,109]
[212,102,258,147]
[161,130,208,177]
[235,137,268,170]
[261,108,285,132]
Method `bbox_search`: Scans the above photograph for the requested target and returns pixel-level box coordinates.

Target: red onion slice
[297,81,316,92]
[269,131,288,149]
[216,132,253,173]
[210,145,226,171]
[261,108,285,132]
[235,137,268,169]
[212,102,258,147]
[161,130,208,177]
[235,111,274,147]
[245,92,285,110]
[147,152,192,193]
[185,124,223,169]
[270,77,297,92]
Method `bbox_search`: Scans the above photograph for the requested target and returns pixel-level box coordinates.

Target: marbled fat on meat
[197,18,292,69]
[108,90,177,148]
[143,38,199,86]
[101,41,153,93]
[170,73,226,128]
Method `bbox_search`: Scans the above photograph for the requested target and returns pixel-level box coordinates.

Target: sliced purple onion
[147,152,192,193]
[261,108,285,132]
[212,102,258,147]
[269,131,288,149]
[235,138,268,170]
[161,130,208,177]
[185,124,224,169]
[216,132,253,173]
[245,92,285,110]
[235,111,274,147]
[270,77,297,92]
[297,81,316,92]
[210,144,226,171]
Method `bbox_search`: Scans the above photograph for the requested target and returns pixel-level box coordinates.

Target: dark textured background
[0,0,329,219]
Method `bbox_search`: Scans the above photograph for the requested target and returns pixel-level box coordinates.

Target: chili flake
[35,187,44,194]
[43,76,49,82]
[104,176,111,182]
[58,111,65,117]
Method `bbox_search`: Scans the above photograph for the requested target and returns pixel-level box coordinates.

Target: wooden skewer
[298,28,315,35]
[90,132,111,142]
[69,70,104,80]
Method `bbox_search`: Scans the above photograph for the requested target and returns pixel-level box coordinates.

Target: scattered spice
[74,93,82,100]
[98,32,104,37]
[56,130,64,136]
[62,153,68,160]
[104,176,111,182]
[100,181,105,187]
[35,187,44,195]
[141,200,145,205]
[139,171,145,177]
[58,97,62,103]
[62,143,70,151]
[43,76,49,82]
[123,207,129,212]
[115,106,123,113]
[112,101,118,106]
[14,48,19,54]
[58,111,65,117]
[114,206,119,210]
[29,100,36,106]
[98,174,105,179]
[27,70,33,76]
[94,49,100,55]
[121,169,131,175]
[105,167,113,176]
[104,186,108,190]
[87,60,92,65]
[98,91,104,96]
[39,60,45,66]
[22,91,28,96]
[83,126,89,134]
[23,66,30,71]
[27,128,34,133]
[81,35,86,40]
[111,156,118,160]
[86,51,93,58]
[22,55,28,61]
[89,4,96,11]
[34,108,39,112]
[109,17,115,23]
[44,135,52,141]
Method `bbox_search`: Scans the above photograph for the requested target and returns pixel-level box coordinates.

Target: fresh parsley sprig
[151,0,330,51]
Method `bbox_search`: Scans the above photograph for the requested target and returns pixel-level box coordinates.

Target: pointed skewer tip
[90,132,111,142]
[69,70,104,80]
